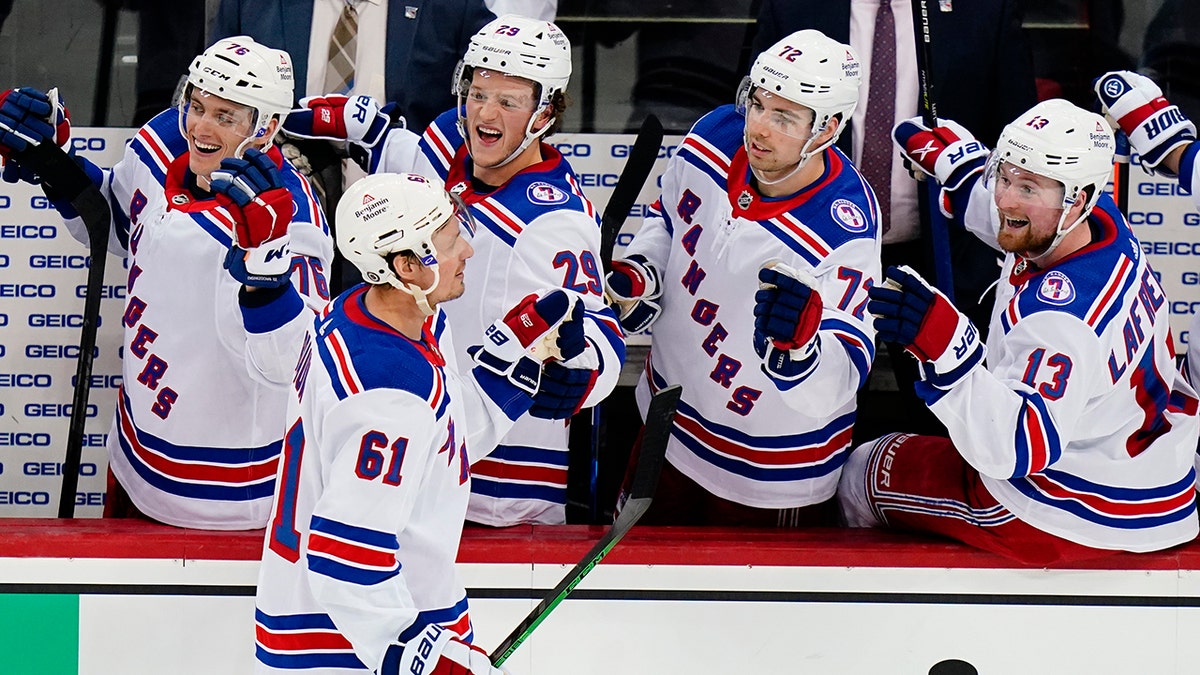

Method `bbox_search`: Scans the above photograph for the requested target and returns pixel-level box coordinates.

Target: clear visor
[736,79,814,140]
[459,69,540,113]
[982,152,1069,211]
[174,78,260,139]
[449,191,477,239]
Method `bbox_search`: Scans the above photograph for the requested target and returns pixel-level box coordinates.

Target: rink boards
[0,521,1199,673]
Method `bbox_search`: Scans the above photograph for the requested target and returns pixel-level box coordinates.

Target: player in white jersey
[839,98,1200,565]
[1093,70,1200,395]
[0,37,333,529]
[279,14,625,526]
[606,30,880,526]
[254,172,586,674]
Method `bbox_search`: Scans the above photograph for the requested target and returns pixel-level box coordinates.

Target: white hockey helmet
[337,173,473,315]
[985,99,1115,261]
[452,15,572,166]
[987,98,1115,213]
[178,36,295,146]
[737,30,862,154]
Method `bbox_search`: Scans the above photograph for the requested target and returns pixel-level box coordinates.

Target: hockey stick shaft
[12,141,112,517]
[909,0,955,301]
[599,114,663,274]
[490,384,681,666]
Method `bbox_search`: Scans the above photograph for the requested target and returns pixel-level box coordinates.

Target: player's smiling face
[991,161,1074,258]
[463,69,549,183]
[184,89,265,183]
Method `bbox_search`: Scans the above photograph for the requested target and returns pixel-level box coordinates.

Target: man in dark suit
[752,0,1037,439]
[211,0,494,133]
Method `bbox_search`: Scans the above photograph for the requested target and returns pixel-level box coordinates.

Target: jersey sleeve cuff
[1179,142,1200,196]
[239,284,304,334]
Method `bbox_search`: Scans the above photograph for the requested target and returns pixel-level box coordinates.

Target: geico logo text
[1183,272,1200,285]
[1171,300,1200,315]
[25,344,99,359]
[552,142,591,157]
[81,433,107,446]
[75,492,105,506]
[612,143,677,159]
[0,224,56,238]
[0,284,55,298]
[70,137,107,152]
[577,173,620,188]
[25,402,99,418]
[29,313,99,328]
[0,254,8,268]
[0,373,52,387]
[0,432,52,446]
[1142,241,1200,256]
[24,462,98,476]
[0,492,51,505]
[1127,212,1164,225]
[75,284,125,299]
[30,254,90,269]
[72,374,122,389]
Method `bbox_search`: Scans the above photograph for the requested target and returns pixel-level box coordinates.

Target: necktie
[862,0,896,234]
[325,1,358,95]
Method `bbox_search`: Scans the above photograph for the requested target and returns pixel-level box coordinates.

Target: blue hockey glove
[0,87,71,184]
[530,361,598,419]
[606,255,662,334]
[753,263,824,386]
[868,265,984,390]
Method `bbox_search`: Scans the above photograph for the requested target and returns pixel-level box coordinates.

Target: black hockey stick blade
[489,384,682,666]
[599,114,663,273]
[12,139,112,517]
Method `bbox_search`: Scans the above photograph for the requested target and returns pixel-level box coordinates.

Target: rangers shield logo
[1037,270,1075,305]
[527,181,569,205]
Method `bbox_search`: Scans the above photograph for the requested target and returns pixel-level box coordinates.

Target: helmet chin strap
[743,121,830,187]
[386,265,441,317]
[1021,203,1088,266]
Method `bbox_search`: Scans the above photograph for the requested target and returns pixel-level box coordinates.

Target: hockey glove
[0,87,71,184]
[893,117,987,217]
[282,94,402,172]
[1094,70,1196,176]
[211,148,295,288]
[382,624,505,675]
[867,265,984,390]
[606,255,663,334]
[472,289,581,395]
[752,263,824,387]
[530,361,599,419]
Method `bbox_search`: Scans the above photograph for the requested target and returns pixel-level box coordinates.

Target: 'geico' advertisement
[0,129,1192,517]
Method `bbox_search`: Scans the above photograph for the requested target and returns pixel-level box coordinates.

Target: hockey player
[1093,70,1200,391]
[0,36,333,529]
[254,172,586,674]
[279,14,625,526]
[607,30,880,526]
[838,98,1200,565]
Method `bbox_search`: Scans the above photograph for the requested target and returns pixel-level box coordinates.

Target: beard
[996,213,1058,259]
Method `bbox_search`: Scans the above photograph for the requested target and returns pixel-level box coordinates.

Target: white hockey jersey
[624,105,881,509]
[62,109,333,529]
[942,184,1199,551]
[254,286,532,673]
[372,110,626,525]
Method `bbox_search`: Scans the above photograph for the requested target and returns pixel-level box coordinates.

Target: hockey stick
[1111,131,1132,219]
[599,114,663,274]
[574,113,664,522]
[491,383,682,667]
[11,136,112,517]
[909,0,955,301]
